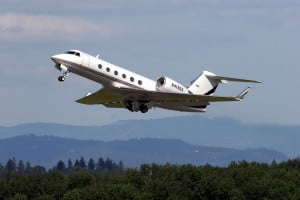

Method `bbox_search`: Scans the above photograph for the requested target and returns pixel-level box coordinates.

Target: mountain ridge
[0,135,287,168]
[1,115,299,157]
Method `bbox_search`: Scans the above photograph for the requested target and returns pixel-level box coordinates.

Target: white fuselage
[51,50,207,112]
[53,51,157,91]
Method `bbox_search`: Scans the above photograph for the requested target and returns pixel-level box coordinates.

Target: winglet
[236,87,251,100]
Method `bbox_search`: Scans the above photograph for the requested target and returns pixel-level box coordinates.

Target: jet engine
[156,76,189,94]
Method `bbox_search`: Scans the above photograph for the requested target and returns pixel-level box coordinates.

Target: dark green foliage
[96,157,105,172]
[67,159,73,171]
[87,158,95,172]
[1,158,300,199]
[56,161,66,173]
[67,171,92,190]
[5,158,17,172]
[79,157,86,169]
[17,161,25,174]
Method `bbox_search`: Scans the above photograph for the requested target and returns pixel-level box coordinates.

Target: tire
[58,76,65,82]
[140,105,148,113]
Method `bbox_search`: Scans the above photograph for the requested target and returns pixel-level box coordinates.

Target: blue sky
[0,0,299,126]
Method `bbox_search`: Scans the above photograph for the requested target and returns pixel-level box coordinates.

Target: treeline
[0,158,46,176]
[0,157,123,176]
[54,157,124,174]
[1,159,300,199]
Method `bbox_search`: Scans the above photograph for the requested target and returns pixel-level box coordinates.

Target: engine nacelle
[156,76,189,94]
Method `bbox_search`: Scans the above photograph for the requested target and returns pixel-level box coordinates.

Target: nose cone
[51,54,65,64]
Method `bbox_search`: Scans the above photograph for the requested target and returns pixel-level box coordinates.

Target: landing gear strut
[58,71,69,82]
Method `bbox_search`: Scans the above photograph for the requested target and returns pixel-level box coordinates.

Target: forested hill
[1,159,300,199]
[0,135,286,168]
[0,116,299,157]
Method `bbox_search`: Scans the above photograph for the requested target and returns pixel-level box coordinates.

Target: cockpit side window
[66,51,75,55]
[65,51,80,57]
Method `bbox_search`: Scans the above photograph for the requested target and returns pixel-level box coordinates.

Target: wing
[76,87,125,105]
[76,87,240,106]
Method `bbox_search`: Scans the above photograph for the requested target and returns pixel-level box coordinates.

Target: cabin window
[106,67,110,72]
[114,71,118,75]
[130,77,134,82]
[98,64,102,69]
[122,74,126,79]
[138,80,142,85]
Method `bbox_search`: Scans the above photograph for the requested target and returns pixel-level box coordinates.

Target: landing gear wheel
[58,76,65,82]
[57,70,69,82]
[140,105,148,113]
[124,100,134,112]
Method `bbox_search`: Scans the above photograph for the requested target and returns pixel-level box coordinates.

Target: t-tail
[188,70,261,96]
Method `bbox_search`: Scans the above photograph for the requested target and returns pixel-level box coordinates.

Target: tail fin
[188,71,220,95]
[188,71,261,95]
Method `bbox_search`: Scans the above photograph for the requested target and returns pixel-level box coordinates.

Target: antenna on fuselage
[96,54,99,58]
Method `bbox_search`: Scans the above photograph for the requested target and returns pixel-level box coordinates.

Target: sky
[0,0,299,126]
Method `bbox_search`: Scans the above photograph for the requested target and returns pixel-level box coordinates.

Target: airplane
[51,50,261,113]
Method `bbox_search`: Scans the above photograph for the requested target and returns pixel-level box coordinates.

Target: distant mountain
[0,135,286,168]
[0,116,299,157]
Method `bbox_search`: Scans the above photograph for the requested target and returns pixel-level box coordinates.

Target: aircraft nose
[51,54,65,63]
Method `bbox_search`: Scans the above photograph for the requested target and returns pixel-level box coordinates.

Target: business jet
[51,50,260,113]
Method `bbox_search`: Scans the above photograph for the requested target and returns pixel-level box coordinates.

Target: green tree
[62,189,81,200]
[67,159,73,172]
[96,157,105,172]
[67,171,92,190]
[79,157,86,169]
[25,162,31,174]
[105,158,113,172]
[118,161,124,172]
[56,161,66,173]
[87,158,95,172]
[5,158,17,172]
[10,193,28,200]
[32,195,54,200]
[17,160,25,174]
[74,160,80,169]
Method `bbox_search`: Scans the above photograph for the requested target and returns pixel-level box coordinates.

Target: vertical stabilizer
[188,71,221,95]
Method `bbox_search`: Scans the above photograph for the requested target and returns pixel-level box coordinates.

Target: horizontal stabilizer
[206,74,261,83]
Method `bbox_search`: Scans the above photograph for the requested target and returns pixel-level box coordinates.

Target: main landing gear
[139,104,149,113]
[124,100,149,113]
[58,71,69,82]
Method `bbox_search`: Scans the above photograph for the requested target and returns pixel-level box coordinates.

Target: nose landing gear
[58,71,69,82]
[58,76,65,82]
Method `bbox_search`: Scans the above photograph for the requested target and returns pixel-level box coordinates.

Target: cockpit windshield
[65,51,80,57]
